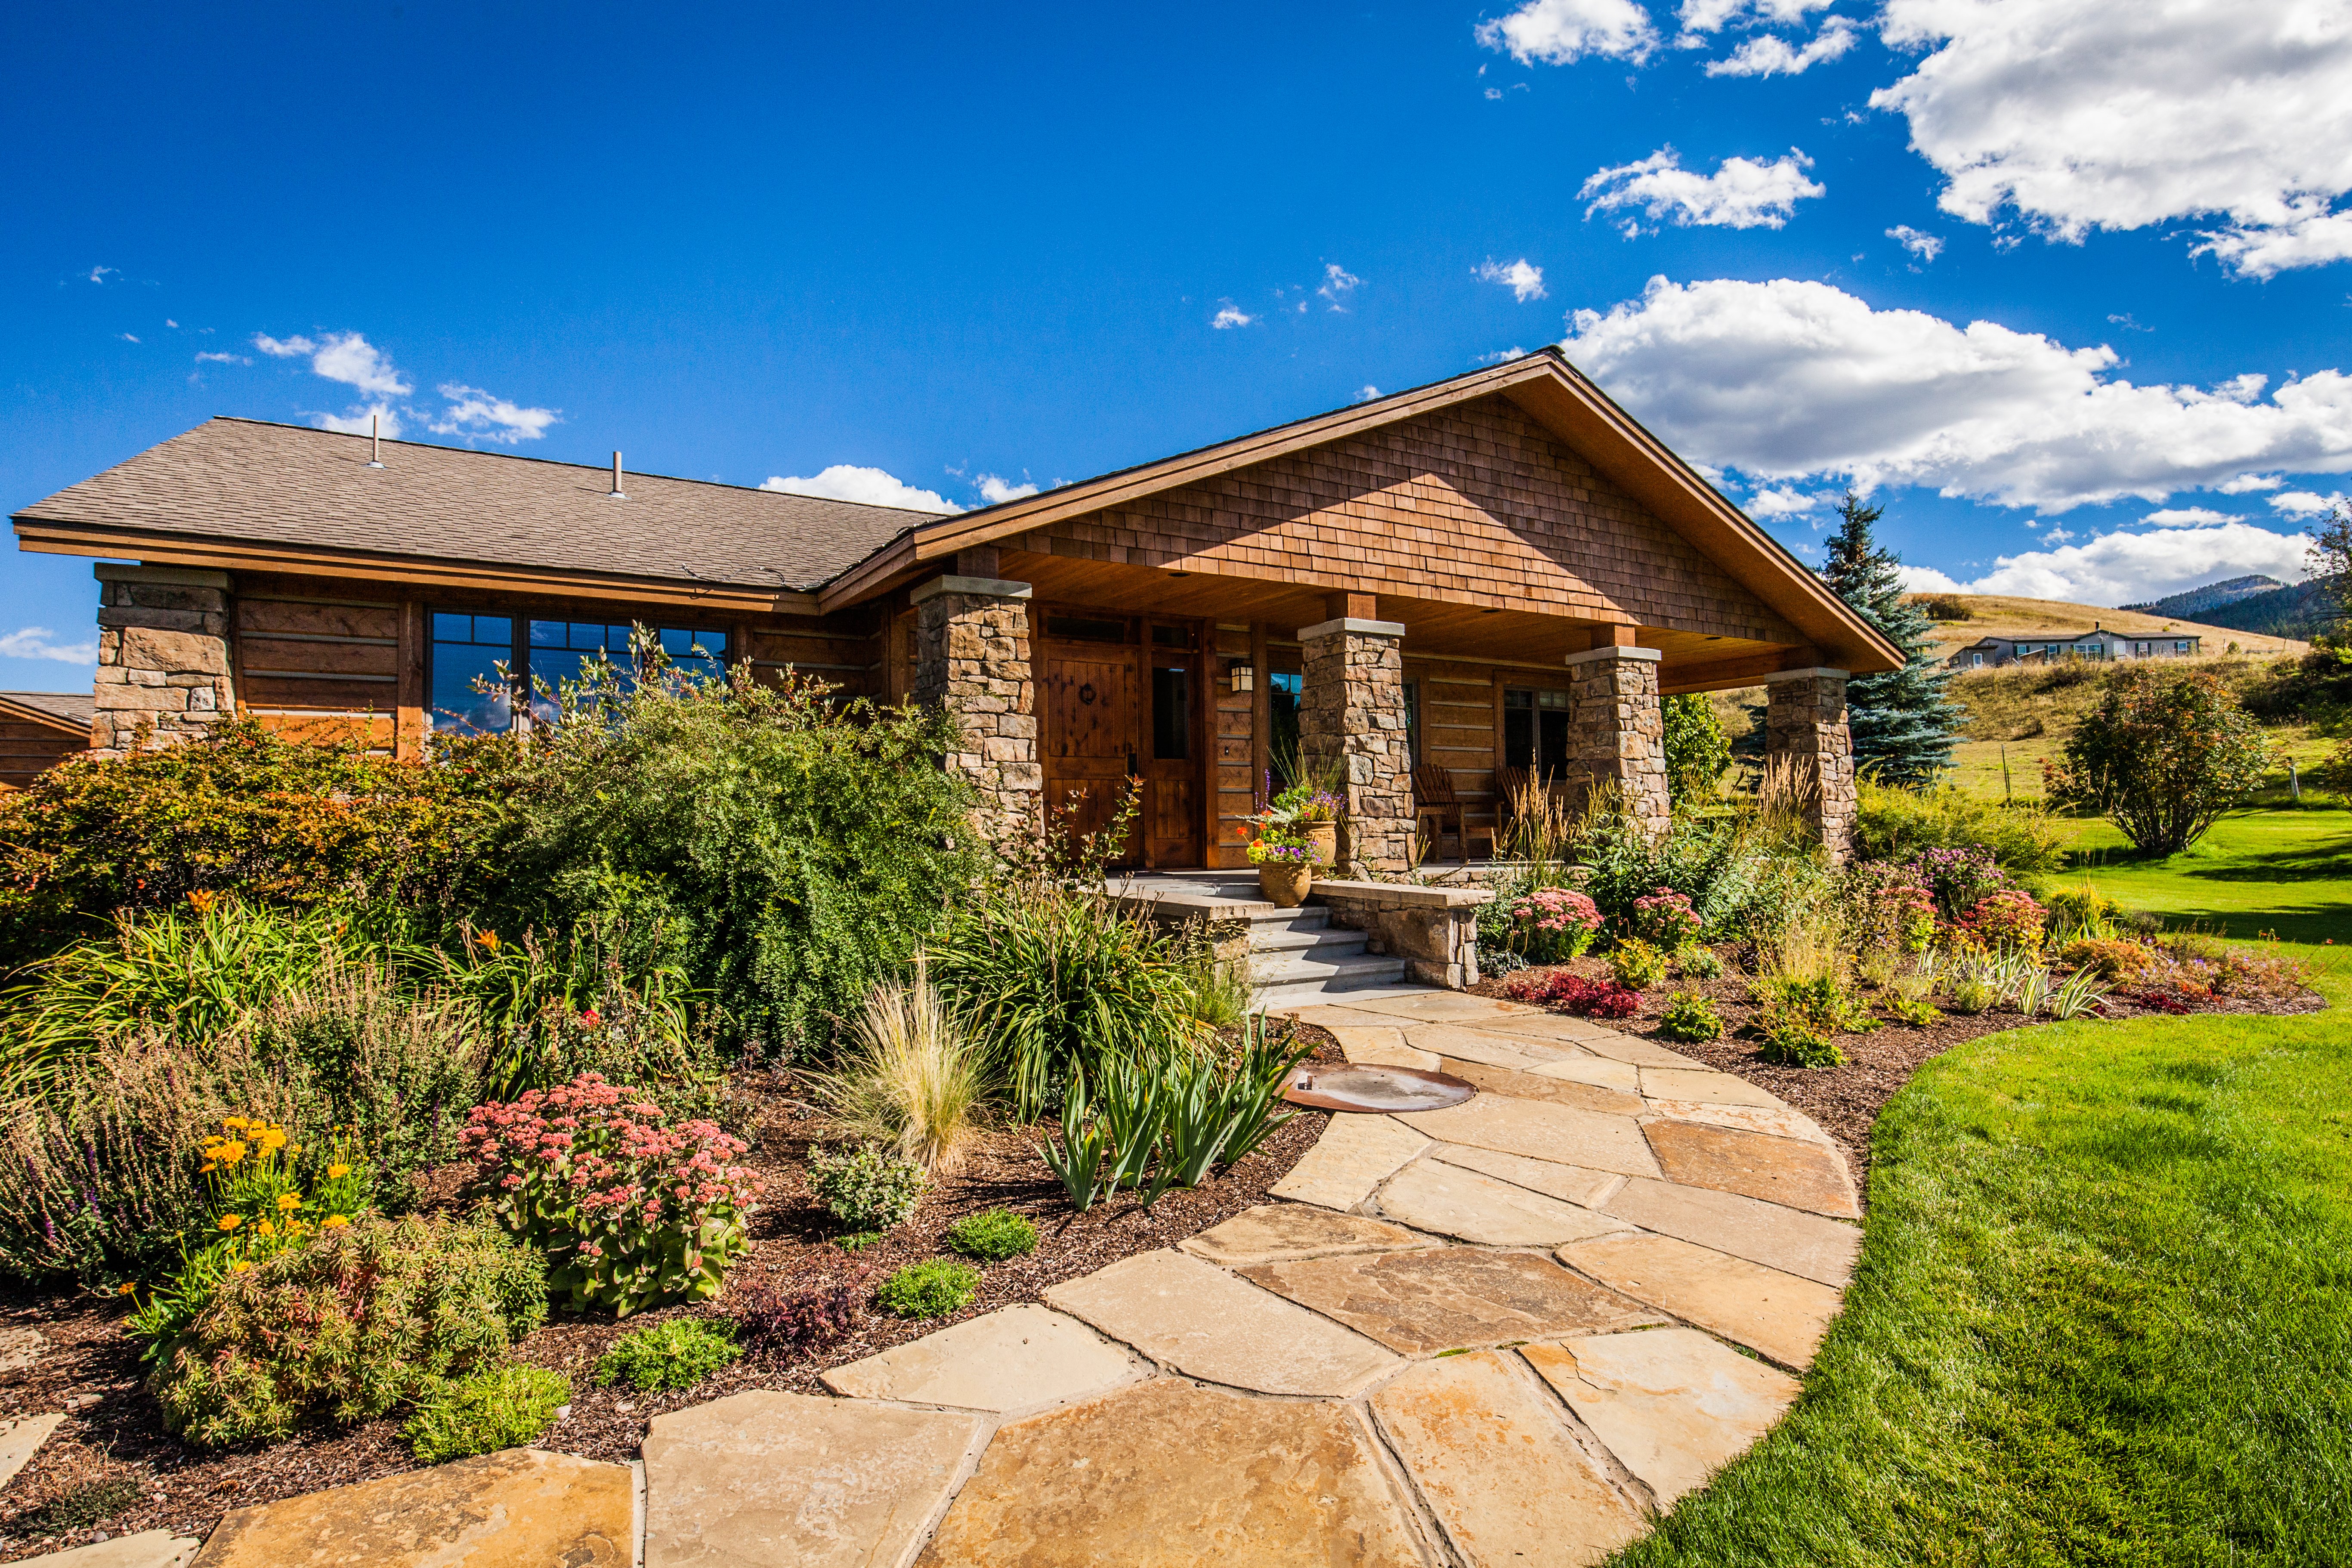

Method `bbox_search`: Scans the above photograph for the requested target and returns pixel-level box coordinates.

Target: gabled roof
[0,690,94,734]
[816,349,1903,674]
[12,418,942,602]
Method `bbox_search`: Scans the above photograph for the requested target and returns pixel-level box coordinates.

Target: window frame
[425,606,733,736]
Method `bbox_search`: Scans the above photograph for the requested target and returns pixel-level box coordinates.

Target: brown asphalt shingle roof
[0,691,94,729]
[12,418,947,592]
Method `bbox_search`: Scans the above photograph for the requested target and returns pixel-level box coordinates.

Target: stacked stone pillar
[910,575,1041,847]
[1564,644,1670,843]
[1763,667,1856,863]
[90,564,237,758]
[1297,614,1412,874]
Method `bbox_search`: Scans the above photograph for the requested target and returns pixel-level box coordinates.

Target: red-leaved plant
[1502,970,1642,1019]
[464,1073,762,1316]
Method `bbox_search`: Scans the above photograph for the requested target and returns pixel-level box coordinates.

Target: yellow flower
[186,889,217,913]
[321,1214,350,1229]
[254,1219,276,1238]
[327,1164,350,1180]
[276,1192,303,1211]
[216,1214,244,1232]
[223,1116,250,1131]
[230,1261,253,1274]
[287,1144,302,1157]
[257,1128,287,1153]
[215,1141,247,1168]
[118,1282,136,1296]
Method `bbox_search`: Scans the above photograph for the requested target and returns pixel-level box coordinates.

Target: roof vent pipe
[609,452,627,501]
[366,415,386,469]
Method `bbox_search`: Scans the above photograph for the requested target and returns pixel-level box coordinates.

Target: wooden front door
[1043,645,1142,863]
[1142,624,1203,868]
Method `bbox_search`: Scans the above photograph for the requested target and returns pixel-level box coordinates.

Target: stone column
[1564,644,1669,843]
[90,564,236,759]
[1763,667,1855,863]
[910,575,1040,847]
[1297,614,1412,874]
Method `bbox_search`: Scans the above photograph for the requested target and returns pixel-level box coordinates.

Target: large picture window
[429,613,514,736]
[1503,687,1571,779]
[427,611,729,734]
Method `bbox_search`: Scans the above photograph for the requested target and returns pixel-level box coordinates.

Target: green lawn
[1612,808,2352,1567]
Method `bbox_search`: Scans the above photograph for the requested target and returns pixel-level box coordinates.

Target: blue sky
[6,0,2350,691]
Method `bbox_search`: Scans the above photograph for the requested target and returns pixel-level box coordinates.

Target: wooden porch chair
[1414,763,1473,860]
[1490,765,1532,852]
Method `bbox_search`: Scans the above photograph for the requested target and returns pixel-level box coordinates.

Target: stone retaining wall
[91,564,235,759]
[1312,880,1493,990]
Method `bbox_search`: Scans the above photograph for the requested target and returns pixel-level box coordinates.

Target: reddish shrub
[1502,970,1642,1019]
[729,1277,864,1355]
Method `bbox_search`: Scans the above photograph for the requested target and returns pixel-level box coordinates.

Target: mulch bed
[0,1030,1346,1560]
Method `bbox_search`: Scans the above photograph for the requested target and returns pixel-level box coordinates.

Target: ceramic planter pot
[1258,862,1312,908]
[1302,823,1339,869]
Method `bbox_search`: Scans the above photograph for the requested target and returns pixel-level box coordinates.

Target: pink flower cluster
[1958,890,2047,955]
[1629,887,1702,949]
[1508,888,1601,935]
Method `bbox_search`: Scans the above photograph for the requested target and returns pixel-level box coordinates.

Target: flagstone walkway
[26,990,1861,1568]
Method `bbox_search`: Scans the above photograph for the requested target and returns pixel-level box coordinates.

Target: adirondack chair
[1413,763,1463,858]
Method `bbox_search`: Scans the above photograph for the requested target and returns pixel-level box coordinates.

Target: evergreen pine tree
[1818,491,1963,786]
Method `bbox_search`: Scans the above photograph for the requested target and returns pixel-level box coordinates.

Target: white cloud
[1870,0,2352,277]
[312,403,404,439]
[194,351,250,365]
[2038,526,2075,544]
[1475,257,1548,301]
[1317,263,1362,310]
[1582,148,1824,233]
[1676,0,1831,34]
[1887,224,1944,261]
[86,266,115,284]
[1478,346,1533,364]
[1745,485,1820,519]
[976,473,1040,505]
[1211,303,1256,329]
[1898,521,2312,606]
[2222,473,2284,492]
[1562,275,2352,510]
[2142,507,2233,527]
[1357,385,1382,402]
[0,627,99,664]
[1705,15,1856,77]
[254,331,412,398]
[1476,0,1658,65]
[760,466,958,513]
[429,384,560,444]
[2272,489,2348,514]
[119,333,140,344]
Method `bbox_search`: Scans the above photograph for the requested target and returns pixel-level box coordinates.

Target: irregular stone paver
[1643,1120,1861,1219]
[1396,1094,1662,1178]
[1603,1176,1861,1287]
[192,1447,631,1567]
[1379,1159,1636,1247]
[1466,1012,1627,1045]
[1559,1233,1843,1370]
[821,1305,1144,1412]
[1526,1051,1643,1094]
[0,1413,64,1490]
[1638,1067,1783,1108]
[1400,1023,1565,1068]
[643,1391,980,1567]
[0,1327,46,1373]
[1526,1029,1705,1070]
[1326,991,1538,1024]
[1239,1246,1666,1354]
[1437,1057,1647,1118]
[1044,1249,1400,1396]
[1270,1113,1431,1210]
[916,1377,1424,1567]
[1524,1330,1802,1508]
[1640,1098,1833,1146]
[1180,1204,1428,1267]
[22,1531,199,1568]
[1333,1026,1441,1071]
[1283,1003,1410,1031]
[1370,1351,1649,1568]
[1432,1144,1627,1209]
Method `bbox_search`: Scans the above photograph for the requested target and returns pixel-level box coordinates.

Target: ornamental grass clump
[595,1316,741,1392]
[465,1072,761,1316]
[813,960,987,1174]
[1502,888,1603,963]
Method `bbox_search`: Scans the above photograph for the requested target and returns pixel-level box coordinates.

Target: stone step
[1252,953,1410,1009]
[1248,923,1366,956]
[1247,904,1329,931]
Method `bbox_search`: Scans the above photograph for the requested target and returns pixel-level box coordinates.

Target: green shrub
[405,1363,571,1464]
[807,1143,926,1231]
[2048,668,2273,854]
[1675,945,1724,980]
[149,1215,547,1450]
[1758,1016,1843,1068]
[1882,990,1944,1027]
[0,719,487,975]
[1754,972,1872,1036]
[456,658,982,1056]
[1609,938,1669,990]
[946,1209,1038,1262]
[2055,936,2157,983]
[876,1260,980,1320]
[1655,991,1724,1043]
[594,1317,741,1392]
[1662,693,1732,803]
[1852,780,2065,879]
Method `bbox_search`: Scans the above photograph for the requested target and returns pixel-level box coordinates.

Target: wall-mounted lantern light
[1228,661,1255,694]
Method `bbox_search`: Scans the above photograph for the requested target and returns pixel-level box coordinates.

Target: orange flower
[216,1214,244,1232]
[327,1164,350,1180]
[276,1192,303,1212]
[321,1214,350,1229]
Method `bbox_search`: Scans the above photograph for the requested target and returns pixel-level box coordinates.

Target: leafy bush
[1662,693,1732,803]
[458,660,983,1057]
[1895,845,2012,923]
[1753,972,1871,1039]
[813,962,987,1173]
[1609,938,1669,990]
[1502,971,1642,1019]
[1758,1017,1842,1068]
[1840,862,1938,955]
[466,1073,762,1316]
[1578,810,1832,945]
[729,1278,863,1354]
[1655,992,1723,1043]
[877,1259,980,1320]
[405,1362,571,1464]
[947,1209,1038,1262]
[2049,668,2273,854]
[1500,887,1602,964]
[1959,891,2048,955]
[806,1143,927,1231]
[595,1316,741,1391]
[1628,888,1703,949]
[0,719,487,975]
[2055,937,2154,983]
[1852,780,2065,879]
[1882,989,1944,1027]
[148,1215,547,1450]
[1675,944,1725,980]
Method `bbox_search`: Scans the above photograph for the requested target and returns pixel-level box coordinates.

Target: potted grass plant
[1246,828,1319,908]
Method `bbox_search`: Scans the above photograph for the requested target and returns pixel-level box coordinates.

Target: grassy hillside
[1901,592,2308,659]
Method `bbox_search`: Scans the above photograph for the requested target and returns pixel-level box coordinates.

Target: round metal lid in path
[1282,1064,1477,1113]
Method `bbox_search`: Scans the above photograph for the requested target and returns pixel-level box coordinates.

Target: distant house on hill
[1947,625,2201,670]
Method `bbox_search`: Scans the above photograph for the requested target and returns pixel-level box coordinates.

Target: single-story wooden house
[13,350,1899,869]
[0,691,93,788]
[1947,625,2202,670]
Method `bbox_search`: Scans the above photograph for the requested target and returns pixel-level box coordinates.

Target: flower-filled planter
[1247,834,1319,908]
